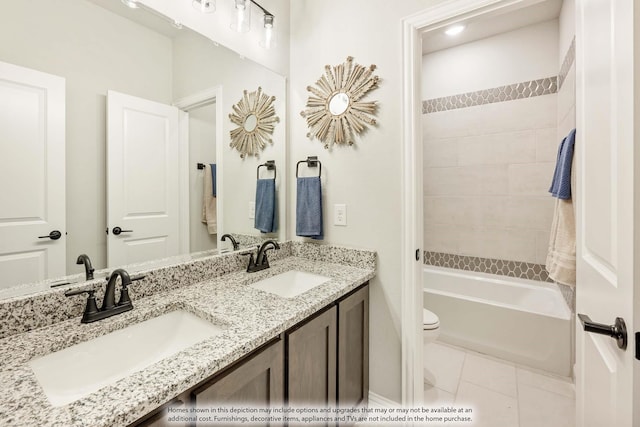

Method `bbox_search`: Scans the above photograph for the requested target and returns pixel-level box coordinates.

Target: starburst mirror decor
[300,56,380,148]
[229,87,280,158]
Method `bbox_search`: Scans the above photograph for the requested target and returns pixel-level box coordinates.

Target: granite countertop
[0,256,375,427]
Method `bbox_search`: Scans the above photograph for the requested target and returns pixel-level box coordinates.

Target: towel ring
[257,160,276,180]
[296,156,322,178]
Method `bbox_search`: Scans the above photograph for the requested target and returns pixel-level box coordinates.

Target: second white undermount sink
[249,270,332,298]
[29,310,226,407]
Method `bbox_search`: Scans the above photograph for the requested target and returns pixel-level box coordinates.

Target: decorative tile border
[423,251,552,282]
[558,37,576,90]
[422,76,558,114]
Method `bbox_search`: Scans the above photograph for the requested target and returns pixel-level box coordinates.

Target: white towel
[546,156,576,286]
[201,164,217,235]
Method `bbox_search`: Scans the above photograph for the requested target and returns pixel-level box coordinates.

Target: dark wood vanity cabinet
[286,284,369,427]
[287,305,337,407]
[192,338,285,426]
[135,396,190,427]
[131,283,369,427]
[337,285,369,411]
[132,339,284,427]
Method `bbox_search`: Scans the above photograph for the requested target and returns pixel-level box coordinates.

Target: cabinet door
[338,285,369,412]
[192,339,284,426]
[287,306,337,408]
[131,397,189,427]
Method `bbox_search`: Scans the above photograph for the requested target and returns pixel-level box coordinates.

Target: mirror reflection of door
[188,101,218,253]
[0,61,66,289]
[107,90,181,267]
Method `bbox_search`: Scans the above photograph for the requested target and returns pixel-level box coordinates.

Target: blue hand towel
[255,178,276,233]
[210,163,217,197]
[296,176,323,240]
[549,129,576,200]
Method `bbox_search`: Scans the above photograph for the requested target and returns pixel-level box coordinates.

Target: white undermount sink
[29,310,226,407]
[249,270,332,298]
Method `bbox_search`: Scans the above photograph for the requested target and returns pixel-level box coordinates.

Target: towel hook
[257,160,276,180]
[296,156,322,178]
[197,163,206,170]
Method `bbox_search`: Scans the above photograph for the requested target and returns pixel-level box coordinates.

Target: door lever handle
[578,313,627,350]
[112,227,133,236]
[38,230,62,240]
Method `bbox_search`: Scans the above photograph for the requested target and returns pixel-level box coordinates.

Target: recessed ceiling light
[445,25,465,36]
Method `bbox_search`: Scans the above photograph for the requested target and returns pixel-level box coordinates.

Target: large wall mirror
[0,0,286,298]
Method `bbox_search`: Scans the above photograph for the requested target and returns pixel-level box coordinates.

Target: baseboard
[368,391,399,408]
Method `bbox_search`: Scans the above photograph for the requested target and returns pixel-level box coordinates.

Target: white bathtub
[423,266,572,376]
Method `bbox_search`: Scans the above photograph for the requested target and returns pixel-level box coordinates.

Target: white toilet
[423,308,440,344]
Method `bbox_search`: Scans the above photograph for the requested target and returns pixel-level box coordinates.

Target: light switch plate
[248,202,255,219]
[334,204,347,226]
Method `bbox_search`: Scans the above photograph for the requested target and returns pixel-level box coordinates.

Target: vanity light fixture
[445,24,465,36]
[190,0,275,49]
[231,0,251,33]
[121,0,138,8]
[192,0,216,13]
[260,14,275,49]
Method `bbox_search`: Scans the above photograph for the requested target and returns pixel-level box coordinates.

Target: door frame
[400,0,549,407]
[174,85,224,251]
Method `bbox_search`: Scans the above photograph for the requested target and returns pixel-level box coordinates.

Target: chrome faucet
[76,254,94,280]
[244,240,280,273]
[65,268,138,323]
[221,234,239,250]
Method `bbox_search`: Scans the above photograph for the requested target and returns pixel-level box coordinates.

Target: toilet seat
[423,309,439,330]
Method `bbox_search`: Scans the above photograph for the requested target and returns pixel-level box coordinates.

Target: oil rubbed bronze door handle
[578,313,627,350]
[112,227,133,236]
[38,230,62,240]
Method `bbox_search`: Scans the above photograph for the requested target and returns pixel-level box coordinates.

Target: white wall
[141,0,290,76]
[422,20,559,99]
[173,29,287,242]
[421,20,559,265]
[290,0,446,403]
[0,0,174,274]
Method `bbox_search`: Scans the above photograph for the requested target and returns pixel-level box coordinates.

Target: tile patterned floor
[423,341,575,427]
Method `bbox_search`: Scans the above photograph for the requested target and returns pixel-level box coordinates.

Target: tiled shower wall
[422,20,560,278]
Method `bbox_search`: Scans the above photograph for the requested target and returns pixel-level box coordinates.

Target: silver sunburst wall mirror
[229,87,280,158]
[300,56,380,149]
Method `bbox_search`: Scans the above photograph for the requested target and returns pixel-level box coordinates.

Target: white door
[107,91,180,267]
[0,61,65,289]
[575,0,637,425]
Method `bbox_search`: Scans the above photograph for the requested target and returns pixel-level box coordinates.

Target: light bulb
[260,14,275,49]
[231,0,251,33]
